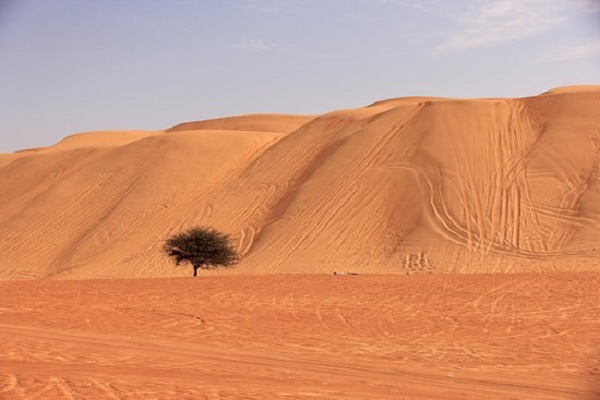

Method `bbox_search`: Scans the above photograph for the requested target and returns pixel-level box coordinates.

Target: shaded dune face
[0,87,599,279]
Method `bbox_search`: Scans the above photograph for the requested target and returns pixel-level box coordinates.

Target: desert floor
[1,273,599,399]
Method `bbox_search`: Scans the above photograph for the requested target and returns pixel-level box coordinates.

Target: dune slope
[0,88,599,279]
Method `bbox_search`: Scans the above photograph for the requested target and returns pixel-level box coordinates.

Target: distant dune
[0,86,599,279]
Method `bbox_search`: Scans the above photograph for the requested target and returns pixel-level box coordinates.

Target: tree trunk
[193,265,199,277]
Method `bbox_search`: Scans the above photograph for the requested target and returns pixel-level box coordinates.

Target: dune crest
[0,87,599,279]
[167,113,315,134]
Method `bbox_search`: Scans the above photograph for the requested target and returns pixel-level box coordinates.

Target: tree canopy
[163,226,238,276]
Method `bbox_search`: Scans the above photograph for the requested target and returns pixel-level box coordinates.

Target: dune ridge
[0,87,599,279]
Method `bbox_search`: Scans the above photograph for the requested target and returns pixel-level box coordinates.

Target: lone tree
[163,226,238,277]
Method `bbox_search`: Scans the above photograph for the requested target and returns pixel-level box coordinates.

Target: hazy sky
[0,0,598,152]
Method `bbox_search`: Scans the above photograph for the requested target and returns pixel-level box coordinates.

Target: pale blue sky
[1,0,598,152]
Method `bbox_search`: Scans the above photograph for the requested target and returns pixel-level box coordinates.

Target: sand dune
[0,87,599,279]
[167,113,315,134]
[1,88,599,400]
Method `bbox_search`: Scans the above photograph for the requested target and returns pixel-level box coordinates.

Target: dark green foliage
[164,226,238,276]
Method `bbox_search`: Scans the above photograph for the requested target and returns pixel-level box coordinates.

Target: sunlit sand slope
[0,87,598,279]
[167,113,315,134]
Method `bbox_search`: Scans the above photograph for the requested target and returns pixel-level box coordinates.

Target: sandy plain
[1,274,599,399]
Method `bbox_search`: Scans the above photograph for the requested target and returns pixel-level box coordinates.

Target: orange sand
[0,274,598,399]
[0,87,599,398]
[0,86,598,279]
